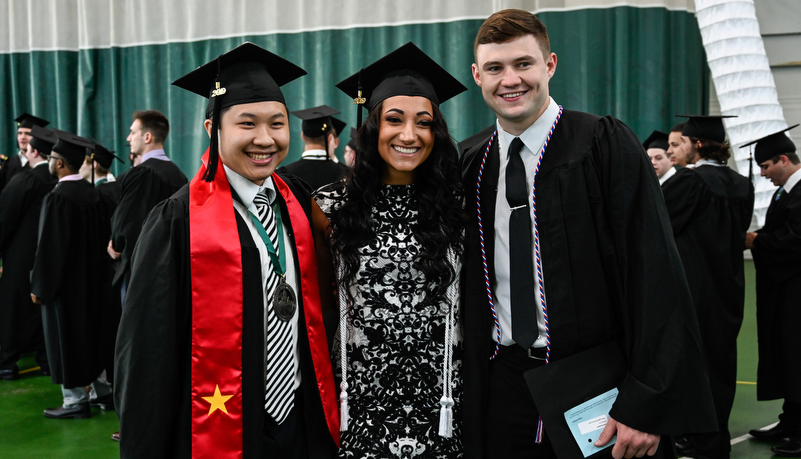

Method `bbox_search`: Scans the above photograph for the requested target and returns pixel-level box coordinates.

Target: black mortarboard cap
[643,130,669,151]
[677,115,737,143]
[29,125,57,156]
[336,42,467,123]
[346,127,359,150]
[740,124,798,165]
[88,139,124,169]
[172,42,307,181]
[51,129,93,165]
[331,117,347,137]
[15,113,50,129]
[292,105,342,137]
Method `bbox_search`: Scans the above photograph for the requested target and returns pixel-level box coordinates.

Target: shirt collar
[19,150,29,167]
[223,164,276,211]
[694,158,726,168]
[141,149,169,163]
[784,167,801,193]
[59,173,84,183]
[300,149,328,160]
[659,166,677,185]
[497,96,559,158]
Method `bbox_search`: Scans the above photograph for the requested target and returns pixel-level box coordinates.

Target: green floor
[0,260,792,457]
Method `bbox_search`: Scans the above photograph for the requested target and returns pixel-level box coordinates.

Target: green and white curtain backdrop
[1,0,707,178]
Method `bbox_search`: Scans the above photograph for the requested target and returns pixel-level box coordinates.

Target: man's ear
[471,63,481,86]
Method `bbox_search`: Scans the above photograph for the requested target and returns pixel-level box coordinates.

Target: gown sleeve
[114,192,192,459]
[593,117,716,434]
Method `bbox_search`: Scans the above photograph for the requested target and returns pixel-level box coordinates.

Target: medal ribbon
[230,188,286,277]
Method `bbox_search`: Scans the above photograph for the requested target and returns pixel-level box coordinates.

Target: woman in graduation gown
[114,43,339,459]
[314,42,467,458]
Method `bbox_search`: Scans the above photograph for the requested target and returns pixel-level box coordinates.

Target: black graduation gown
[0,164,56,351]
[96,179,123,382]
[751,184,801,401]
[114,176,336,459]
[30,179,111,387]
[109,159,187,287]
[460,110,717,459]
[277,158,349,191]
[662,164,754,426]
[0,152,26,193]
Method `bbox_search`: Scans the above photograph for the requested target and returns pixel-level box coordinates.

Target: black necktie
[506,137,539,349]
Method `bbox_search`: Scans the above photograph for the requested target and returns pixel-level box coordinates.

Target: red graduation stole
[188,150,339,458]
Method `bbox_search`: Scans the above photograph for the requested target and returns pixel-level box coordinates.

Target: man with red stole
[114,42,339,459]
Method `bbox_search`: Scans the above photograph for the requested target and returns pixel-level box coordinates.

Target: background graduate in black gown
[742,126,801,457]
[278,105,349,190]
[114,42,339,459]
[662,115,755,459]
[461,10,717,459]
[30,129,113,420]
[0,113,49,193]
[107,110,186,305]
[0,125,58,380]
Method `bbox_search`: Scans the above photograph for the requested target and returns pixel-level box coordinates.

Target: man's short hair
[474,9,550,60]
[769,151,800,165]
[671,122,686,133]
[133,110,170,144]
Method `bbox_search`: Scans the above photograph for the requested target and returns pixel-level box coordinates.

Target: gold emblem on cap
[353,90,366,105]
[211,81,227,98]
[322,123,328,131]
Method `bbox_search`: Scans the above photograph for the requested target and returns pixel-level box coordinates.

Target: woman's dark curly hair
[330,99,466,303]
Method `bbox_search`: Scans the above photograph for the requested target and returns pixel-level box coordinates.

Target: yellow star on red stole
[202,385,234,416]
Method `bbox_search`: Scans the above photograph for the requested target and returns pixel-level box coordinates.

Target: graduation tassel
[354,71,365,128]
[748,145,754,185]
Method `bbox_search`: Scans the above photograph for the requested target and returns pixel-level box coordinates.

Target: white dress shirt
[224,165,302,391]
[493,97,560,348]
[783,167,801,193]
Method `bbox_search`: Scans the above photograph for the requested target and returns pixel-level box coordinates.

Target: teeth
[248,152,272,160]
[394,146,418,154]
[502,92,524,98]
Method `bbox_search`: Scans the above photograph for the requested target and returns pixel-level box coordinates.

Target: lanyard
[230,187,286,277]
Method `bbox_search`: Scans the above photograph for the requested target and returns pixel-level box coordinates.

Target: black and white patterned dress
[314,182,463,459]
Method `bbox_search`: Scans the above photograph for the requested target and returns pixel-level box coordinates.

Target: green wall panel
[1,7,707,179]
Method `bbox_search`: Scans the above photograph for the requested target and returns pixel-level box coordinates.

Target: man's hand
[107,240,121,260]
[31,293,42,305]
[745,232,757,250]
[595,416,660,459]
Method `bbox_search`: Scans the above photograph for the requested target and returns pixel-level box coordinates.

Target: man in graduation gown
[742,126,801,457]
[277,105,349,190]
[0,125,57,380]
[82,140,125,393]
[114,42,339,459]
[461,10,717,459]
[108,110,187,306]
[30,130,112,419]
[0,114,49,193]
[662,115,754,458]
[643,131,675,186]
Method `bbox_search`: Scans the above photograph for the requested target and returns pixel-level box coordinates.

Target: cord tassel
[438,396,454,437]
[340,381,349,431]
[535,416,544,443]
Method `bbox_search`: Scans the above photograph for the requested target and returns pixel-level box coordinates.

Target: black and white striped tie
[253,190,295,424]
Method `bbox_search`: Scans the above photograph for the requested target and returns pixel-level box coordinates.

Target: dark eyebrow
[236,111,286,120]
[385,108,404,115]
[417,110,432,117]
